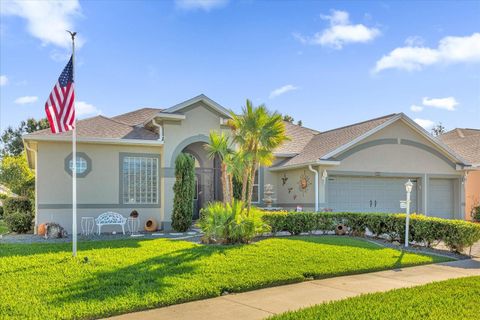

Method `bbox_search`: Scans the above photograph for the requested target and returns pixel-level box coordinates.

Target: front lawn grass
[0,236,449,319]
[270,275,480,320]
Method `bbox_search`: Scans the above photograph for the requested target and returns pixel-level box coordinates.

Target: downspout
[308,165,319,212]
[24,142,38,235]
[152,118,164,142]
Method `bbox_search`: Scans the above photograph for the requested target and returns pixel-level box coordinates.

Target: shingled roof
[112,107,163,126]
[275,114,398,168]
[274,121,319,155]
[26,114,158,140]
[439,128,480,165]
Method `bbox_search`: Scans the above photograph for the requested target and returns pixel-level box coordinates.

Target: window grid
[123,156,158,204]
[69,157,87,174]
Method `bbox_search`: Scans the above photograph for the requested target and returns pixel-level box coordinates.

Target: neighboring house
[439,128,480,220]
[23,94,473,233]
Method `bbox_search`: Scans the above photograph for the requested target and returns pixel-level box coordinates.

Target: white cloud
[374,33,480,72]
[0,0,83,49]
[0,75,7,86]
[410,105,423,112]
[422,97,458,111]
[14,96,38,104]
[269,85,298,99]
[175,0,228,11]
[294,10,380,49]
[75,101,101,117]
[404,36,425,47]
[414,118,435,130]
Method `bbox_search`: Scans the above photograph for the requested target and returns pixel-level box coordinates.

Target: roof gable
[275,113,468,169]
[163,94,231,118]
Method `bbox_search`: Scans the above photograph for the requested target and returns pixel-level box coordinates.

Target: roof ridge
[316,113,398,136]
[283,120,320,134]
[112,107,162,119]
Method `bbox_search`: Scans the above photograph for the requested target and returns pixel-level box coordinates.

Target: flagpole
[68,30,78,257]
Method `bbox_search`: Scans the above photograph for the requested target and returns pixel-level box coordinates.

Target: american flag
[45,55,75,133]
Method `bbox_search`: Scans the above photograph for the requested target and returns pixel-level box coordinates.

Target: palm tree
[229,100,288,212]
[204,131,232,204]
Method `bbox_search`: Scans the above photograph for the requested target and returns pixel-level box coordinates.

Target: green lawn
[0,219,7,234]
[0,236,449,319]
[270,276,480,320]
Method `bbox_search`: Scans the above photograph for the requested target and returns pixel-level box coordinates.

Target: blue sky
[1,0,479,133]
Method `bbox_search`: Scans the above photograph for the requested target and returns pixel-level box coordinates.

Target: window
[252,169,260,203]
[69,157,88,174]
[64,152,91,178]
[122,156,158,204]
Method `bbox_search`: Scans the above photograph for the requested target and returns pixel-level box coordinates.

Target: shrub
[261,211,480,253]
[0,205,3,219]
[4,210,34,233]
[3,196,32,216]
[472,206,480,222]
[199,201,270,244]
[172,153,195,232]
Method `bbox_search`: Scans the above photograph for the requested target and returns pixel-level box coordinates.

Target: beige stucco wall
[161,102,230,224]
[466,171,480,220]
[265,120,465,218]
[36,140,163,232]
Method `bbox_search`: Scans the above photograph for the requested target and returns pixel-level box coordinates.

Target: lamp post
[404,179,413,247]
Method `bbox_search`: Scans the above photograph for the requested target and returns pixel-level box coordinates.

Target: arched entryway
[182,141,222,219]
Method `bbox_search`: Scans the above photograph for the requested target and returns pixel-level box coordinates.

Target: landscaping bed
[0,236,449,319]
[269,276,480,320]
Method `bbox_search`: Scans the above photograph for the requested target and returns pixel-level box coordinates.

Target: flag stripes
[45,56,76,133]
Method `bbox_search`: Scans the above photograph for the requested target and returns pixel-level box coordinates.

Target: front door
[193,173,201,220]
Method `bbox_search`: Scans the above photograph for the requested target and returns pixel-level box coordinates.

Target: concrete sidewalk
[107,258,480,320]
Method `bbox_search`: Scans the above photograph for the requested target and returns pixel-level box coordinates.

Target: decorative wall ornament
[298,170,311,195]
[281,173,289,186]
[288,187,293,194]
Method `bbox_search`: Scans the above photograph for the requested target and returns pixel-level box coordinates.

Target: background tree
[172,153,195,232]
[431,122,446,136]
[282,114,303,126]
[0,152,35,199]
[1,118,49,157]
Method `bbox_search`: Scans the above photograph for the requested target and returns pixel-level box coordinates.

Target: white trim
[269,160,340,171]
[164,94,232,118]
[308,165,319,212]
[152,113,186,121]
[23,135,164,146]
[273,152,299,157]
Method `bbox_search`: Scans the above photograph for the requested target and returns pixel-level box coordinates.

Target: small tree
[431,122,446,136]
[172,153,195,232]
[1,118,49,157]
[0,152,35,199]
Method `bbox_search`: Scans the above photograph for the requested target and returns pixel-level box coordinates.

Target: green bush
[472,206,480,222]
[261,211,480,253]
[3,197,32,216]
[172,153,195,232]
[199,200,270,244]
[4,210,34,233]
[0,205,3,219]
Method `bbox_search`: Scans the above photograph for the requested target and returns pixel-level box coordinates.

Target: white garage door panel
[428,179,454,219]
[327,176,417,213]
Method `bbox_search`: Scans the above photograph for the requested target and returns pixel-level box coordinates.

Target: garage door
[327,176,417,213]
[428,179,454,219]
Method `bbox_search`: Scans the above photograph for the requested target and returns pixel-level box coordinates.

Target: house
[23,95,474,233]
[439,128,480,220]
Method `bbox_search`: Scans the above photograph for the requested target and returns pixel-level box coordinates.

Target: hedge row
[261,211,480,253]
